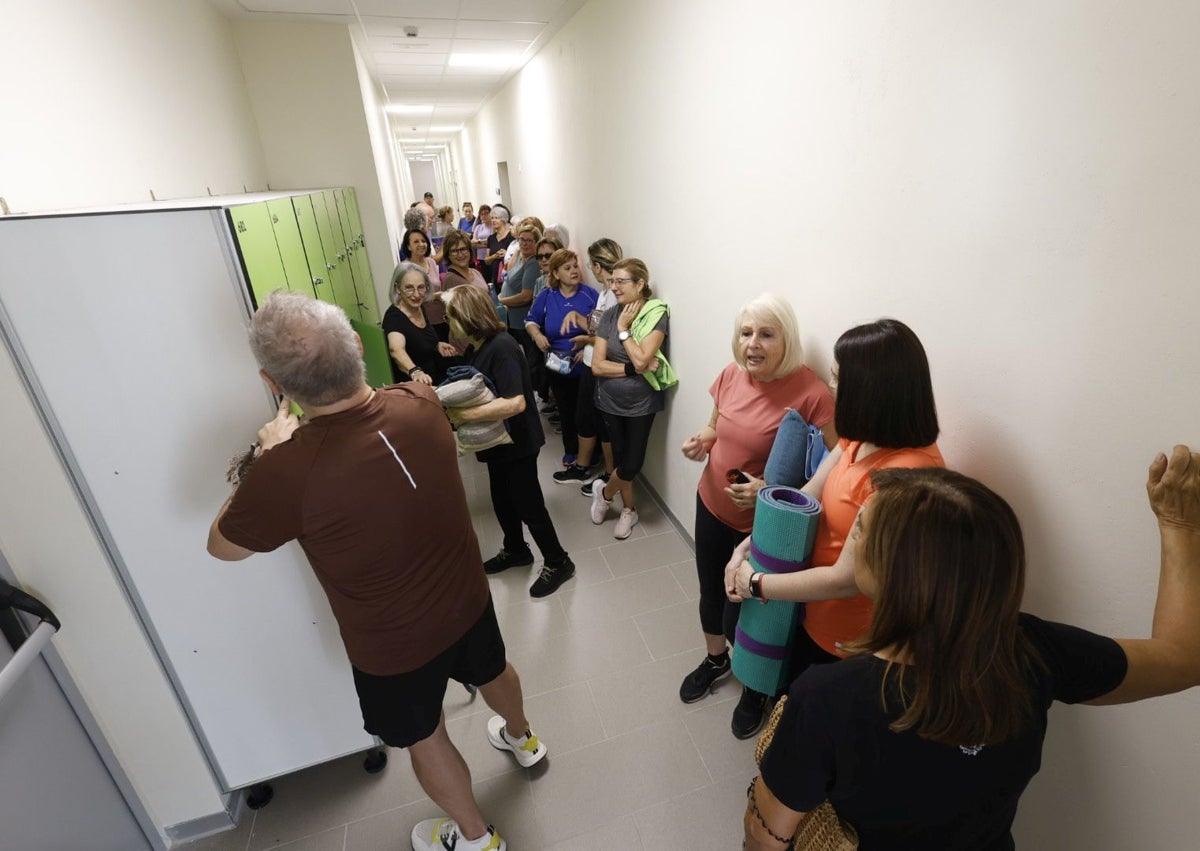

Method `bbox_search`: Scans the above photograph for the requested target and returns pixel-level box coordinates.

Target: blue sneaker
[562,454,576,467]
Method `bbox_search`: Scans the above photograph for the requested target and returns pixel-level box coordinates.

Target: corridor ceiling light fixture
[448,53,521,69]
[385,104,434,114]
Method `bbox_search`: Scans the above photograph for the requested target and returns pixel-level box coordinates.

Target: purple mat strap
[749,543,812,575]
[734,625,789,661]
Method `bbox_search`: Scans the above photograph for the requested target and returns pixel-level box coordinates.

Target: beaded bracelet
[745,776,790,846]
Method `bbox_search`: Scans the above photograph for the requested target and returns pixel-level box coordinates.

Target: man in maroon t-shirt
[207,291,543,851]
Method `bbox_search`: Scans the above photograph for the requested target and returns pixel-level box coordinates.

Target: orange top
[803,439,945,657]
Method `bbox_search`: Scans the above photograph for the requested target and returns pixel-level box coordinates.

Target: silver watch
[618,330,631,342]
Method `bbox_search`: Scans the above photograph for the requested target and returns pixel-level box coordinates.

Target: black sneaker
[679,653,732,703]
[553,464,595,485]
[581,472,610,497]
[529,557,575,598]
[484,548,534,575]
[539,403,557,415]
[547,412,562,425]
[731,686,769,739]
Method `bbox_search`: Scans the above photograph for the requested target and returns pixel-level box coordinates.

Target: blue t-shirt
[525,284,599,375]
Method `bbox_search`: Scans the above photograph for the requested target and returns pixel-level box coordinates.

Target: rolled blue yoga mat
[732,486,822,696]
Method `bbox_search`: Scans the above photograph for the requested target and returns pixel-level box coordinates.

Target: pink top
[698,363,835,531]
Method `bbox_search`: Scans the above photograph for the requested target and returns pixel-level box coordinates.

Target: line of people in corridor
[207,197,1200,851]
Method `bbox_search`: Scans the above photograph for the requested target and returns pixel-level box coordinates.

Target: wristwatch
[618,330,631,342]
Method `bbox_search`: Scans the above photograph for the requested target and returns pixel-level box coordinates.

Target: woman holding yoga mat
[746,454,1200,850]
[678,294,836,741]
[726,318,944,737]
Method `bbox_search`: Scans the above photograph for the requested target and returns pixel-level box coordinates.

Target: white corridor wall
[452,1,1200,848]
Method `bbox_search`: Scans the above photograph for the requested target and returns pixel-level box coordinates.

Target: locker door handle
[326,264,335,271]
[337,252,346,261]
[312,277,323,285]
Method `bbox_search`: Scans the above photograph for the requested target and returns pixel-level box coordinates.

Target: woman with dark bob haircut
[442,286,575,598]
[725,318,944,737]
[745,451,1200,849]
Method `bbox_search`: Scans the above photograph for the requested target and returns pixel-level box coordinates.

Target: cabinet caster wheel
[246,783,274,810]
[363,748,387,774]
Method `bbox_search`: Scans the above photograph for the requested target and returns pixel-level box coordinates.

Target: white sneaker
[486,714,547,767]
[589,477,612,525]
[614,508,639,539]
[410,818,505,851]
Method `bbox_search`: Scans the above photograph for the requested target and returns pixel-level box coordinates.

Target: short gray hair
[248,292,364,407]
[491,204,510,223]
[389,261,433,306]
[403,207,426,232]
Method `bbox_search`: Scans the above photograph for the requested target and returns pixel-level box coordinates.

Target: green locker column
[338,189,381,325]
[292,195,335,306]
[266,198,315,297]
[311,191,360,321]
[333,189,379,326]
[227,202,288,309]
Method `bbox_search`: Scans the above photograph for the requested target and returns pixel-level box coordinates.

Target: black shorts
[351,597,507,748]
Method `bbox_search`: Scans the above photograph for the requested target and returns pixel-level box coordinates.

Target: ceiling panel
[446,38,531,55]
[456,0,565,23]
[360,18,457,39]
[374,52,448,66]
[377,64,446,76]
[352,0,456,17]
[452,19,545,41]
[367,36,452,52]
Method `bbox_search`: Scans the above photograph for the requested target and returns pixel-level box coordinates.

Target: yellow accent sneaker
[410,818,506,851]
[486,714,548,768]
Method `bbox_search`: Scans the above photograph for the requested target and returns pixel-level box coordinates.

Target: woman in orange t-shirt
[726,318,944,733]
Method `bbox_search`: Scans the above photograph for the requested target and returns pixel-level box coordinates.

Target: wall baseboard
[637,473,695,552]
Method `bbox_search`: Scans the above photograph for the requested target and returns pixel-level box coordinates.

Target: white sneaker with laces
[410,817,505,851]
[589,477,612,525]
[614,507,639,539]
[486,714,548,767]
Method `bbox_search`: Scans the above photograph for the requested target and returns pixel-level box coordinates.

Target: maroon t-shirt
[219,384,489,675]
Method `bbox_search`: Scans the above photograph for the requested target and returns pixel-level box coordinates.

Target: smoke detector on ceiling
[404,26,418,38]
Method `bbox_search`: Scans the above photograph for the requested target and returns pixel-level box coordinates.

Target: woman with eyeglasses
[441,230,488,293]
[525,249,600,477]
[725,318,944,738]
[399,227,446,325]
[381,262,458,385]
[746,454,1200,850]
[588,258,669,540]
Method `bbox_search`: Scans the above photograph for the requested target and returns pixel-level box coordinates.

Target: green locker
[351,319,393,388]
[338,189,380,325]
[228,202,288,309]
[311,192,360,321]
[291,195,335,307]
[265,198,315,297]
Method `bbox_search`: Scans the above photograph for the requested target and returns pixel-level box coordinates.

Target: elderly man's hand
[258,397,301,451]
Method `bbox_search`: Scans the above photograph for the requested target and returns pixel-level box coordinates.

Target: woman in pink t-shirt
[678,294,836,737]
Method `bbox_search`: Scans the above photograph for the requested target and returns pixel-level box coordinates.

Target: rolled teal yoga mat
[732,486,822,696]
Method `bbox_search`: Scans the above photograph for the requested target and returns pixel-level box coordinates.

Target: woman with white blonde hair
[678,293,838,738]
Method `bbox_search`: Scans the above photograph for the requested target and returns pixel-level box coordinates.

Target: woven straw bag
[753,696,859,851]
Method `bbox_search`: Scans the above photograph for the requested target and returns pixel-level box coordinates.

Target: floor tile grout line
[583,678,610,741]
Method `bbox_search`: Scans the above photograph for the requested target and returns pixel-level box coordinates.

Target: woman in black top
[441,285,574,599]
[381,262,457,384]
[747,449,1200,850]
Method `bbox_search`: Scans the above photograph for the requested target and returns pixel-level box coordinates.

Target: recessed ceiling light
[448,53,521,69]
[385,104,434,114]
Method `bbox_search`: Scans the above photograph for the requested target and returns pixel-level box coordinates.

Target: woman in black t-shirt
[747,452,1200,850]
[381,262,459,385]
[441,285,575,599]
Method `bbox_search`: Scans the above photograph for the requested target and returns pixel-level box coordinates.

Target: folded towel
[435,370,512,453]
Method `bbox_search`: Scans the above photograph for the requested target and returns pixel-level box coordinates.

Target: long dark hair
[848,467,1041,746]
[833,318,938,448]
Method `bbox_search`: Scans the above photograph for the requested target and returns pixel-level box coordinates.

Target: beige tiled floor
[182,434,756,850]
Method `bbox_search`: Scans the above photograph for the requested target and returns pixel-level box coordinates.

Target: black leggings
[601,410,655,481]
[693,492,748,638]
[486,452,566,562]
[546,371,596,458]
[578,371,606,442]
